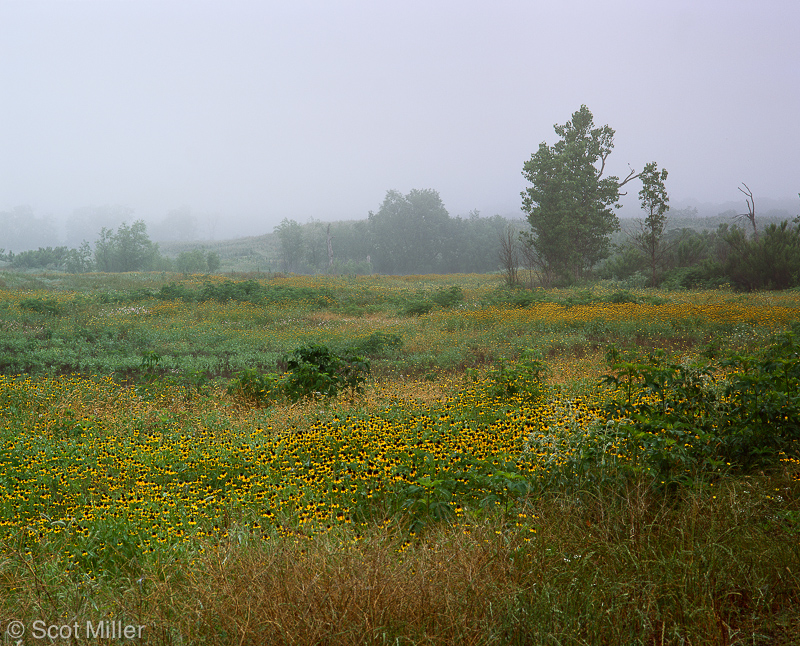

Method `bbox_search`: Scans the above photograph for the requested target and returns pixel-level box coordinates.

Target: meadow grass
[0,272,798,644]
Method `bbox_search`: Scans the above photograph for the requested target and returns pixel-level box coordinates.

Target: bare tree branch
[734,182,758,241]
[498,226,519,287]
[616,164,640,196]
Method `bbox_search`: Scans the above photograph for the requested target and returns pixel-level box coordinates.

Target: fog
[1,0,798,246]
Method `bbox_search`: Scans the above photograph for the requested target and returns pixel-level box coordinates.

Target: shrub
[18,297,62,316]
[484,287,545,308]
[348,332,403,357]
[600,329,800,478]
[200,280,265,303]
[485,349,546,402]
[605,290,640,304]
[281,344,370,401]
[431,286,464,308]
[227,368,280,406]
[724,221,800,291]
[402,300,433,316]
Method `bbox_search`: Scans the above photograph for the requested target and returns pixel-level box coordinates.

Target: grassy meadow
[0,271,798,645]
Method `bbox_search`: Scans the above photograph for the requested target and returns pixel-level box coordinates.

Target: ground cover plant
[0,272,798,644]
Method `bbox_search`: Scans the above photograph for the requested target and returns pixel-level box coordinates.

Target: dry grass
[150,524,516,646]
[2,470,798,645]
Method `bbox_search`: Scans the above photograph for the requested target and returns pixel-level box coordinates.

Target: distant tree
[723,220,800,290]
[368,189,450,274]
[521,105,642,281]
[177,249,221,273]
[111,221,160,271]
[0,206,59,252]
[65,242,94,273]
[93,221,160,272]
[498,225,520,286]
[177,249,209,274]
[275,218,304,273]
[206,251,221,273]
[9,246,70,270]
[94,227,115,272]
[627,162,673,286]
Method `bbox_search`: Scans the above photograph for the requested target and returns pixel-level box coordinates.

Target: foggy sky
[1,0,798,239]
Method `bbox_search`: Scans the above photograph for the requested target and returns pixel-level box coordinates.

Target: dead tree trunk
[736,183,758,241]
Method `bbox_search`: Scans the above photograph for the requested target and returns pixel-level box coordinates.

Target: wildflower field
[0,271,798,645]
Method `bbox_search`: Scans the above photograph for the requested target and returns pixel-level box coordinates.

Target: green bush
[402,300,434,316]
[157,283,197,301]
[200,280,265,303]
[605,290,640,304]
[431,286,464,308]
[227,368,280,406]
[724,221,800,291]
[485,349,546,402]
[281,344,370,401]
[18,297,62,316]
[600,330,800,479]
[484,287,545,308]
[348,331,403,357]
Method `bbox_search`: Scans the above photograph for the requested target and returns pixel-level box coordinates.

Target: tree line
[0,221,220,274]
[3,104,797,286]
[512,104,800,290]
[274,196,511,275]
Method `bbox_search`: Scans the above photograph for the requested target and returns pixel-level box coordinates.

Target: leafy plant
[281,344,370,401]
[227,368,280,406]
[347,331,403,357]
[402,299,434,316]
[18,297,62,316]
[431,286,465,308]
[486,349,546,402]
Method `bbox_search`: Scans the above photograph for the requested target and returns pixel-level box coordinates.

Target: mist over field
[1,0,799,251]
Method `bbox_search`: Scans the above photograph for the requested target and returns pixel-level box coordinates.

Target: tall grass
[1,272,799,644]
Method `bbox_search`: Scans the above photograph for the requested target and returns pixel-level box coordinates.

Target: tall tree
[93,220,159,272]
[275,218,304,273]
[521,105,639,281]
[368,189,450,274]
[629,161,671,286]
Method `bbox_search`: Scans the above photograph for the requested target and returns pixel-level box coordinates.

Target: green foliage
[486,349,546,402]
[281,344,370,402]
[200,279,266,303]
[9,246,71,270]
[723,220,800,290]
[605,290,640,304]
[206,251,221,273]
[18,297,62,316]
[275,218,304,273]
[157,282,197,301]
[368,189,451,275]
[484,286,545,308]
[600,330,800,479]
[628,161,671,286]
[227,368,280,406]
[720,328,800,466]
[521,105,624,280]
[402,299,434,316]
[431,285,464,308]
[347,331,403,357]
[176,249,219,274]
[94,221,161,272]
